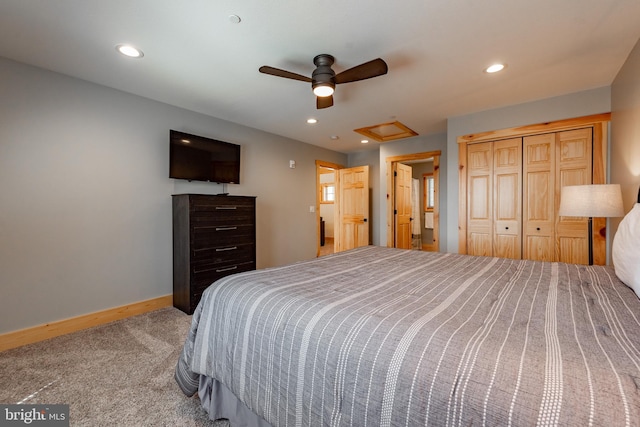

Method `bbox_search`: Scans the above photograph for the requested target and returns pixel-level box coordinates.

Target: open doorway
[315,161,370,257]
[386,151,441,251]
[316,160,343,257]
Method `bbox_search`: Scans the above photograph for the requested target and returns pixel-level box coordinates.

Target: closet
[458,114,609,265]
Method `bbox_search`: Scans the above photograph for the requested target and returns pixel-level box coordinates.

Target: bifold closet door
[492,138,522,259]
[466,142,493,256]
[523,134,556,262]
[523,128,592,263]
[467,138,522,258]
[555,128,592,264]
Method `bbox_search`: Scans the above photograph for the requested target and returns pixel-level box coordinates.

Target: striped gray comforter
[175,246,640,426]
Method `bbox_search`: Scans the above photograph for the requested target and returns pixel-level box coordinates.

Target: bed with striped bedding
[175,246,640,426]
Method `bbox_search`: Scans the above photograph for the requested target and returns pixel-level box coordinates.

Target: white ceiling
[1,0,639,153]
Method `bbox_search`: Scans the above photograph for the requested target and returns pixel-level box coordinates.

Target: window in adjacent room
[423,173,434,211]
[321,183,335,203]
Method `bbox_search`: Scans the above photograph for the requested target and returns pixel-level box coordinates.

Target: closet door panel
[523,134,555,261]
[558,237,589,265]
[468,176,492,256]
[468,232,493,257]
[467,143,493,256]
[493,138,522,259]
[556,128,592,264]
[470,176,491,219]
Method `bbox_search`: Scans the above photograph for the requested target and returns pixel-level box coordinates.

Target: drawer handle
[216,246,238,252]
[216,266,238,273]
[537,227,541,231]
[216,226,238,231]
[216,206,237,210]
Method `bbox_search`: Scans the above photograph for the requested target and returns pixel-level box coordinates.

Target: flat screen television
[169,130,241,184]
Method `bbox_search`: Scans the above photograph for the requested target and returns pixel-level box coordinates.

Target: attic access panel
[354,121,418,142]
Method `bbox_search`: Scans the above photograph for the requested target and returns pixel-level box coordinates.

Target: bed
[175,243,640,426]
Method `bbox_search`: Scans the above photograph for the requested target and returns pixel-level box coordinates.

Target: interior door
[335,165,369,252]
[555,128,592,264]
[467,142,493,256]
[394,162,413,249]
[523,133,555,261]
[493,138,522,259]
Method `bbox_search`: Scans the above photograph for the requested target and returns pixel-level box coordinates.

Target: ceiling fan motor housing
[312,54,336,92]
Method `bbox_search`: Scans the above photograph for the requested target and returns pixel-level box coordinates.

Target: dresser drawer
[191,224,254,249]
[191,260,256,289]
[189,195,254,209]
[191,242,255,266]
[190,207,255,226]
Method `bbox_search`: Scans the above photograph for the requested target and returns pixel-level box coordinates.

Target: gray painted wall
[0,57,347,333]
[611,37,640,236]
[445,87,612,253]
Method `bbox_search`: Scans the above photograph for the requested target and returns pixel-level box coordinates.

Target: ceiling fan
[259,54,388,109]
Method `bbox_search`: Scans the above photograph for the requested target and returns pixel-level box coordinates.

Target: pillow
[612,203,640,297]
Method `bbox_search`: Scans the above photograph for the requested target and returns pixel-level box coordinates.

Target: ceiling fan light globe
[313,85,334,97]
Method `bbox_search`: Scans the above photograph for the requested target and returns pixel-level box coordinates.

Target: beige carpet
[0,307,229,426]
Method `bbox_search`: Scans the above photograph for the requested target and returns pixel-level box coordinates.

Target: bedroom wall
[0,57,347,334]
[445,86,612,253]
[611,37,640,236]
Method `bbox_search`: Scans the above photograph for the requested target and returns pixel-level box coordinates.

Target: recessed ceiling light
[485,63,505,73]
[228,15,241,24]
[330,135,339,140]
[361,139,369,144]
[116,44,144,58]
[306,118,318,124]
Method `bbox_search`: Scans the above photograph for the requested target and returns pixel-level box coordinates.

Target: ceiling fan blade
[334,58,388,84]
[258,66,311,83]
[317,95,333,109]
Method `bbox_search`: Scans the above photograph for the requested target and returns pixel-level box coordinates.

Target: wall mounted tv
[169,130,241,184]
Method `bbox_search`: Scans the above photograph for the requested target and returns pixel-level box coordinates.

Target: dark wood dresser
[172,194,256,314]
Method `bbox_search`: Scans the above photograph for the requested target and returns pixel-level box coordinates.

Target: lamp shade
[558,184,624,218]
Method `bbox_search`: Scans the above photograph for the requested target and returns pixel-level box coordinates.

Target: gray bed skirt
[198,376,272,427]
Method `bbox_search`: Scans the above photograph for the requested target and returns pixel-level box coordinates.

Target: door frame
[385,151,441,250]
[316,160,344,257]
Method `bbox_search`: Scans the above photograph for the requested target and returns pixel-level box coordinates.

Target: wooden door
[493,138,522,259]
[523,134,555,261]
[556,128,592,264]
[394,163,413,249]
[335,165,369,252]
[466,142,493,256]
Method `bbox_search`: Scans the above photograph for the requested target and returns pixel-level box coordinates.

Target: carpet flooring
[0,307,229,426]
